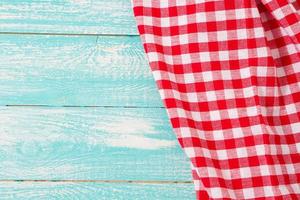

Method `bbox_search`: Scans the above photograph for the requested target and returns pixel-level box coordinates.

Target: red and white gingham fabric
[132,0,300,199]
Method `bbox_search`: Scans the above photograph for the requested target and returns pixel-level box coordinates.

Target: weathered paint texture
[0,0,194,199]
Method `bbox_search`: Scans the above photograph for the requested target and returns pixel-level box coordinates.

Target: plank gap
[0,32,139,37]
[4,105,165,109]
[0,180,193,184]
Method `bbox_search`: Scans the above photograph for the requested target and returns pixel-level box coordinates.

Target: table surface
[0,0,194,199]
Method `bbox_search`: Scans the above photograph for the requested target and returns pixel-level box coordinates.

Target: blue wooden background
[0,0,195,199]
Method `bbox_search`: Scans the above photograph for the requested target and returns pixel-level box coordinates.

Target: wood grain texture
[0,182,195,200]
[0,0,137,35]
[0,2,195,197]
[0,106,191,181]
[0,34,162,107]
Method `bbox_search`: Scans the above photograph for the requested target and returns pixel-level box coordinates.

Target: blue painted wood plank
[0,182,195,200]
[0,0,137,35]
[0,106,191,181]
[0,34,162,107]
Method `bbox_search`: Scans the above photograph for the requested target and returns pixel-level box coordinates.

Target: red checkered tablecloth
[132,0,300,199]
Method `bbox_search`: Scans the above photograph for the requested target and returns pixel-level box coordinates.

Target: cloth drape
[132,0,300,199]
